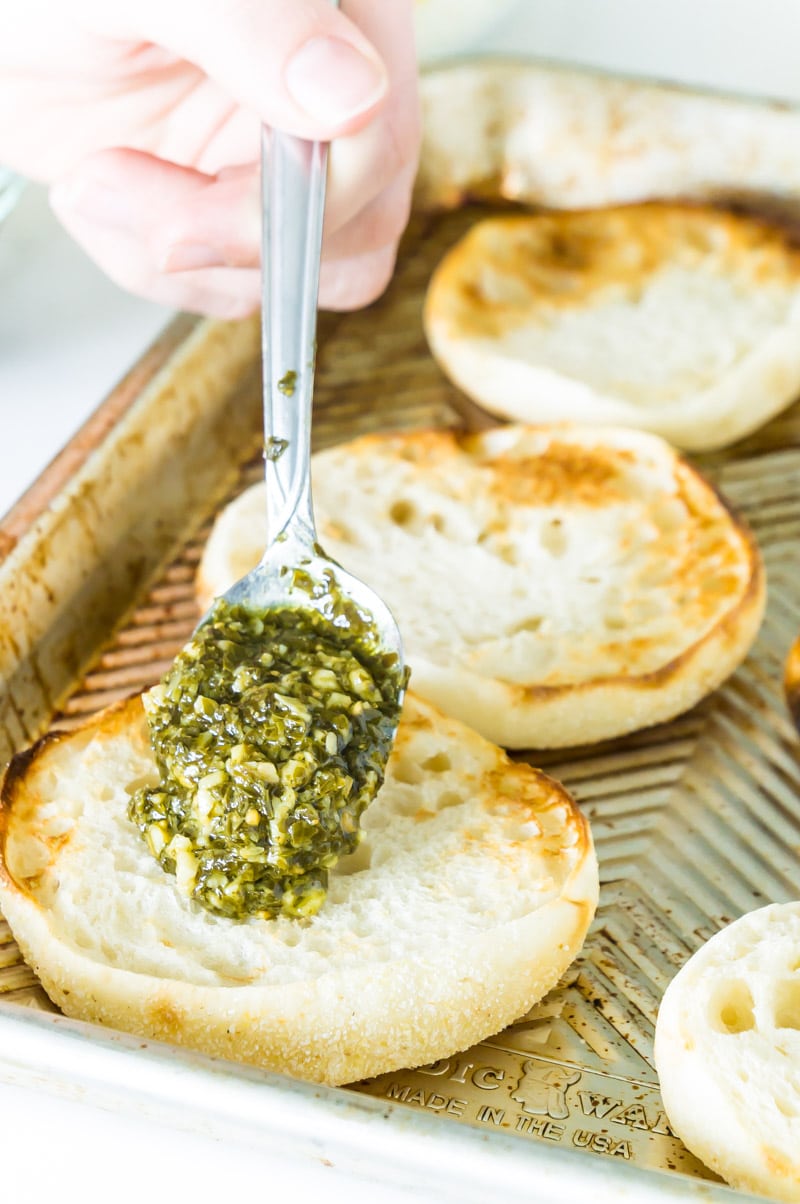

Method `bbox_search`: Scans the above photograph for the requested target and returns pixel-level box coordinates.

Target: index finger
[81,0,392,140]
[325,0,420,235]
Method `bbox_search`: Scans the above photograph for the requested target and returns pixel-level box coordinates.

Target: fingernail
[285,37,387,125]
[160,242,226,273]
[51,178,134,228]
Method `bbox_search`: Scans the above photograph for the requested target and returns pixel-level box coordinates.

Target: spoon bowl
[220,534,406,665]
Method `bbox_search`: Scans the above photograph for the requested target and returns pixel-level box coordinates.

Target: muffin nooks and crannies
[655,904,800,1201]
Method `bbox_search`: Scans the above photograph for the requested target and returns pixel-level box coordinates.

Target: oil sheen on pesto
[129,597,405,921]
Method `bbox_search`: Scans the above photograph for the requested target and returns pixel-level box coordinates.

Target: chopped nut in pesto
[129,599,405,921]
[264,436,289,462]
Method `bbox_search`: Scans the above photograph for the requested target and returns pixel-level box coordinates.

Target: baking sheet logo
[371,1054,696,1167]
[357,984,716,1178]
[510,1062,581,1120]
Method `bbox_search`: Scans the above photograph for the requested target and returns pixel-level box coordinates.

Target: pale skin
[0,0,420,317]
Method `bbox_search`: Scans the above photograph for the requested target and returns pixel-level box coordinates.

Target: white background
[2,1,799,1199]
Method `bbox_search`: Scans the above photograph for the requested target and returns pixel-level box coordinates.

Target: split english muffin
[654,903,800,1201]
[423,203,800,451]
[198,425,765,749]
[0,692,597,1086]
[784,633,800,734]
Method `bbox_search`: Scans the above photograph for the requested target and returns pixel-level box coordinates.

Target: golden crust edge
[784,633,800,734]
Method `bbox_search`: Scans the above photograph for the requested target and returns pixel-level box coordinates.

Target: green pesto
[129,597,405,921]
[264,436,289,462]
[277,370,297,397]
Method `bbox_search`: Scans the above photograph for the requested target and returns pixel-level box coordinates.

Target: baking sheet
[3,59,800,1200]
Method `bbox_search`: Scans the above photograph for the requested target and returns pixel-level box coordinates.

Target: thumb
[89,0,390,140]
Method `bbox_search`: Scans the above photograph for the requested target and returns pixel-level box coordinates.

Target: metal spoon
[217,113,406,700]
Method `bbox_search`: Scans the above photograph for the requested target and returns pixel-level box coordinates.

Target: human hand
[1,0,419,317]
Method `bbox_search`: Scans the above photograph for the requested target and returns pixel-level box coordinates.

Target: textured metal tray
[3,60,800,1203]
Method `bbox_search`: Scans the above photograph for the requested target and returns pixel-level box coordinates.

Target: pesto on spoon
[129,89,406,920]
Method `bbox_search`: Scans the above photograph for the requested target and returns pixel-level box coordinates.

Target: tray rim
[0,1001,751,1204]
[0,314,199,548]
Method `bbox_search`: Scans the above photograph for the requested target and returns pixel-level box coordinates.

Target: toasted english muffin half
[197,425,764,749]
[654,904,800,1200]
[785,634,800,733]
[417,61,800,213]
[0,693,597,1086]
[423,204,800,451]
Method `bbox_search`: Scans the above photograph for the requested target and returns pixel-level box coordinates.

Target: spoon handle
[260,122,329,547]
